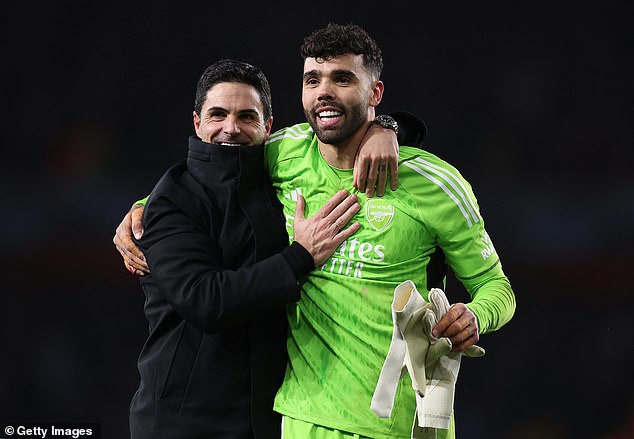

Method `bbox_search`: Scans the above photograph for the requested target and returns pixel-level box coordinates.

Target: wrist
[282,242,315,277]
[371,114,399,136]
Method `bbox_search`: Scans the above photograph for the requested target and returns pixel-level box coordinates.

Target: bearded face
[301,54,377,147]
[304,98,367,145]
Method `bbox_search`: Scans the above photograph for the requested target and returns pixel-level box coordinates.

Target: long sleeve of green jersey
[398,146,516,335]
[463,271,515,334]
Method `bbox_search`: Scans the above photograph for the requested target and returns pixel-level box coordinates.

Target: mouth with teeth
[316,109,344,128]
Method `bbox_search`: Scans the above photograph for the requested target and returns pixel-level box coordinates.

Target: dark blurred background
[1,1,632,438]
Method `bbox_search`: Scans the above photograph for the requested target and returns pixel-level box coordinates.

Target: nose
[222,115,240,135]
[316,80,335,101]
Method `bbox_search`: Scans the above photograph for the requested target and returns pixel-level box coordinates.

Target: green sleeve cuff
[466,275,516,335]
[133,196,149,208]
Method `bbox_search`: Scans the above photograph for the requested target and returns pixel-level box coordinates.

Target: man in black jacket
[128,59,362,438]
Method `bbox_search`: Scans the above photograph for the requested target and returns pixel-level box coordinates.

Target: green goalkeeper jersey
[264,123,515,438]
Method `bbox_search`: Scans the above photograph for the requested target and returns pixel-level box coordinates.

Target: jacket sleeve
[138,193,313,333]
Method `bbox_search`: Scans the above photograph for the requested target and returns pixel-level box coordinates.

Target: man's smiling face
[193,81,272,146]
[301,53,376,146]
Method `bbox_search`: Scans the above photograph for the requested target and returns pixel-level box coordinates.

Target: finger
[113,235,131,261]
[113,232,122,251]
[324,194,359,226]
[376,163,388,197]
[432,313,455,338]
[354,158,369,192]
[445,317,470,339]
[316,190,350,218]
[448,320,473,342]
[131,266,149,276]
[451,332,479,352]
[336,221,361,241]
[332,199,361,230]
[124,259,137,276]
[294,194,306,221]
[389,159,398,191]
[434,302,471,336]
[131,205,145,239]
[116,240,149,273]
[114,230,148,268]
[123,233,147,262]
[331,208,360,234]
[126,252,150,275]
[365,161,378,198]
[127,250,149,272]
[115,213,132,244]
[125,257,149,277]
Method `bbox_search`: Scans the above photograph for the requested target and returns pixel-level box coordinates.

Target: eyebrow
[303,68,357,80]
[303,70,319,80]
[206,106,260,116]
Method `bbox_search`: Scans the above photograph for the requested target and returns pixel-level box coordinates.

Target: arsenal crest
[365,199,394,231]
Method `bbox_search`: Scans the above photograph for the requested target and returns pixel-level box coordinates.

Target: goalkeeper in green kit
[115,22,515,439]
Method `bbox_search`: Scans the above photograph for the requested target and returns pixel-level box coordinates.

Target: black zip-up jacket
[129,137,313,439]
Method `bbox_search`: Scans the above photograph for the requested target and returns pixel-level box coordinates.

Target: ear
[193,111,202,137]
[369,80,384,108]
[263,116,274,141]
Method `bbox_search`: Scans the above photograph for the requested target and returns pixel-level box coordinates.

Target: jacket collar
[186,136,267,186]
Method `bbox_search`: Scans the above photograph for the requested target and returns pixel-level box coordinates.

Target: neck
[318,115,375,169]
[317,130,364,169]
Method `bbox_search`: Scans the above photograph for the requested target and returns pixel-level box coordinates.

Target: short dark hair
[193,59,272,121]
[300,22,383,80]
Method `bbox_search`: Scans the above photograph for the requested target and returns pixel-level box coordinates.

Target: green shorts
[281,415,454,439]
[282,416,371,439]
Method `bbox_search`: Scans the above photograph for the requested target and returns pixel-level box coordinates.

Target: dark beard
[305,102,367,145]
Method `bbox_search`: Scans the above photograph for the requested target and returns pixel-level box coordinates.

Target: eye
[208,110,227,121]
[240,113,258,122]
[336,76,352,85]
[304,77,319,87]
